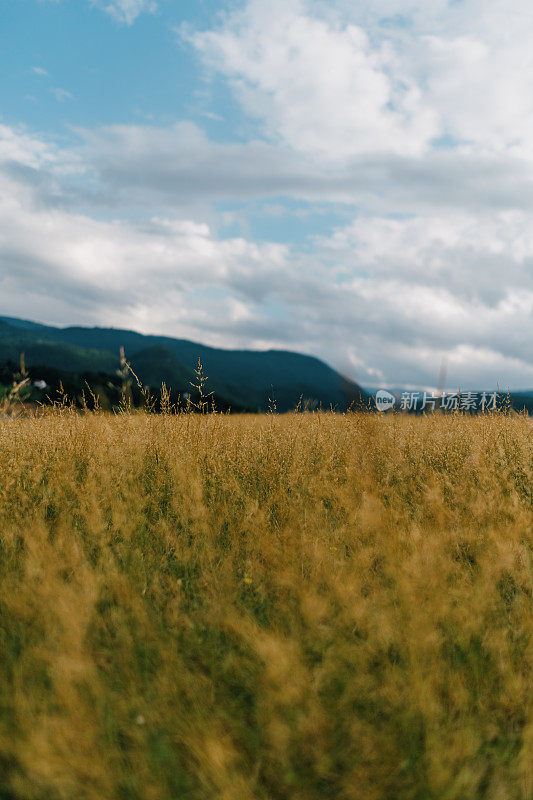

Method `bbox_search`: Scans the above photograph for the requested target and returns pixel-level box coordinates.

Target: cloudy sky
[1,0,532,389]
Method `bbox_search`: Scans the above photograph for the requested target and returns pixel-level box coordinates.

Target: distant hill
[129,346,196,391]
[0,316,367,412]
[509,390,533,414]
[0,320,118,373]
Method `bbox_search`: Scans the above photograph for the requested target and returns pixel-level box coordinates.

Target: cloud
[31,66,48,77]
[91,0,157,25]
[316,212,533,306]
[0,124,291,342]
[51,88,73,103]
[71,122,533,216]
[1,123,532,390]
[185,0,439,161]
[0,124,56,168]
[187,0,533,161]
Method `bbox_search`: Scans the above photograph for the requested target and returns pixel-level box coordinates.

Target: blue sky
[1,1,246,140]
[1,0,532,389]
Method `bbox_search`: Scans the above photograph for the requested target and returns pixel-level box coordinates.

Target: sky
[1,0,532,390]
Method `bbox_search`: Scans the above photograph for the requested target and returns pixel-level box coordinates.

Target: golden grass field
[0,410,532,800]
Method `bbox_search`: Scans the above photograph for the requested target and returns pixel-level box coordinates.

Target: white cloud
[186,0,439,161]
[0,124,56,168]
[31,66,48,77]
[0,125,290,341]
[92,0,157,25]
[318,211,533,304]
[1,124,532,390]
[187,0,533,162]
[51,88,73,103]
[69,122,533,217]
[38,0,156,24]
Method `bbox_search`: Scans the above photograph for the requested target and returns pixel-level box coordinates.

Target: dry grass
[0,410,532,799]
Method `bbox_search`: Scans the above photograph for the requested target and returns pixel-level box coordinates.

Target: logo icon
[375,390,396,412]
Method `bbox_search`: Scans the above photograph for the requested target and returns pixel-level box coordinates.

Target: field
[0,410,532,800]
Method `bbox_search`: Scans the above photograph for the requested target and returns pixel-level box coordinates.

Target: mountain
[129,346,196,391]
[509,390,533,414]
[0,319,118,373]
[0,316,367,411]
